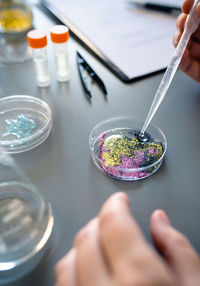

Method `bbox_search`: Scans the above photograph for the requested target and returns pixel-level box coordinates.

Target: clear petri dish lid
[0,181,54,282]
[0,95,52,154]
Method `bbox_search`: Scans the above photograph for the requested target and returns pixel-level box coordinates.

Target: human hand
[55,192,200,286]
[173,0,200,82]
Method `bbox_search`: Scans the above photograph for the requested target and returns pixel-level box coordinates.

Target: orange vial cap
[27,30,47,49]
[50,25,69,44]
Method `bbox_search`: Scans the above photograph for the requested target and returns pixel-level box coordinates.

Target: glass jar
[0,0,33,64]
[0,0,33,34]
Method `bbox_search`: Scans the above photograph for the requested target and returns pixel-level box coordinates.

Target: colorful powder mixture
[98,129,164,180]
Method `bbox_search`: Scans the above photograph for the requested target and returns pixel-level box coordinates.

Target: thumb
[150,210,200,285]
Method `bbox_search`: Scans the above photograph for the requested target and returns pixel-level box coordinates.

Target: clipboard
[42,0,178,83]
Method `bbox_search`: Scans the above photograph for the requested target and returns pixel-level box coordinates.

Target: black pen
[128,1,181,13]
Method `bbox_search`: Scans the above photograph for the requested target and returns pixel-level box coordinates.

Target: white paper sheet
[44,0,178,80]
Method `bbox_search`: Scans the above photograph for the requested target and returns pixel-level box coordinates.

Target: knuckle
[113,249,174,286]
[176,13,185,31]
[170,231,190,248]
[166,231,200,267]
[115,273,148,286]
[185,247,200,266]
[116,269,172,286]
[176,14,182,29]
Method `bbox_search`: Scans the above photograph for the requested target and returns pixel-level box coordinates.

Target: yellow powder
[0,7,32,32]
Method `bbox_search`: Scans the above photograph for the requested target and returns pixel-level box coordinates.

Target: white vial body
[31,48,51,87]
[53,42,69,82]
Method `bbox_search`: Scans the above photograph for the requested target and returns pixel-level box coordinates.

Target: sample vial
[27,30,51,87]
[50,25,70,82]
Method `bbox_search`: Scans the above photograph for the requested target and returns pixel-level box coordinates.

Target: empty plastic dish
[89,117,167,181]
[0,95,52,153]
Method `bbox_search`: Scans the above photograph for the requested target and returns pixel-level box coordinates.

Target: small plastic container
[27,30,51,87]
[0,95,52,154]
[0,150,54,283]
[89,117,167,181]
[50,25,70,82]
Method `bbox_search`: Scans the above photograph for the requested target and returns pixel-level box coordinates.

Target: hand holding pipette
[174,0,200,82]
[140,0,200,137]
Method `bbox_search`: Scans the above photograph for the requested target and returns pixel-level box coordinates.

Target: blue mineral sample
[3,114,37,140]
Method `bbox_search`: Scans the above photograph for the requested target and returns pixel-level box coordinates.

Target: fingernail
[154,210,171,226]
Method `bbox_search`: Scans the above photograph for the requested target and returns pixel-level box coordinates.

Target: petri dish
[0,95,52,154]
[0,181,54,283]
[89,117,167,181]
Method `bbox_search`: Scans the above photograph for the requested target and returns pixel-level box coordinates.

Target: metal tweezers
[76,51,107,99]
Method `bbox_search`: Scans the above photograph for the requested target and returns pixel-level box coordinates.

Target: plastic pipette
[140,0,200,136]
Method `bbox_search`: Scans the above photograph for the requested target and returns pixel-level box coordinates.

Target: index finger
[98,193,150,273]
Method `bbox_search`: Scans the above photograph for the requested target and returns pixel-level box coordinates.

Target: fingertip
[150,209,171,228]
[86,217,99,230]
[102,192,130,211]
[112,191,129,201]
[113,192,130,204]
[98,193,131,231]
[150,210,200,274]
[182,0,193,14]
[150,210,173,254]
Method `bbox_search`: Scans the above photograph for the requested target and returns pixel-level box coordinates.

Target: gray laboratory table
[0,3,200,286]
